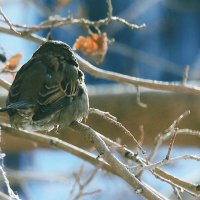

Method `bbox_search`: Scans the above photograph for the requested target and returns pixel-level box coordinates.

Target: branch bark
[1,27,200,96]
[0,191,11,200]
[0,122,167,200]
[1,121,199,197]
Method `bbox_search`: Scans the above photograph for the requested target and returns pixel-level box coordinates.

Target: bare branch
[93,129,200,196]
[0,0,144,35]
[148,111,190,162]
[70,121,168,200]
[106,0,113,20]
[136,86,147,108]
[80,189,101,198]
[89,108,145,153]
[1,121,199,197]
[152,168,200,197]
[0,192,11,200]
[168,110,190,130]
[165,128,178,160]
[102,130,200,197]
[176,128,200,137]
[77,55,200,96]
[0,8,20,34]
[98,128,199,197]
[138,125,145,147]
[182,65,190,84]
[111,16,145,29]
[68,164,84,200]
[1,27,200,96]
[0,79,11,91]
[95,130,200,197]
[134,155,200,174]
[0,166,21,200]
[0,3,200,200]
[0,122,113,172]
[0,122,167,200]
[173,186,182,200]
[71,165,101,200]
[0,26,46,44]
[89,108,117,121]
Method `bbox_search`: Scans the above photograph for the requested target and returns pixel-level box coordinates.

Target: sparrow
[0,40,89,131]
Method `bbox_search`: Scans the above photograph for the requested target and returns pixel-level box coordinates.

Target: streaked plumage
[0,41,89,131]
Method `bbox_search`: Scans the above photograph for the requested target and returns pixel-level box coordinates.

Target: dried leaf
[58,0,70,6]
[2,53,22,72]
[73,33,108,64]
[8,53,23,70]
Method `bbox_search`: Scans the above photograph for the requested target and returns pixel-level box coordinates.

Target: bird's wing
[32,58,80,121]
[5,59,46,116]
[7,60,34,104]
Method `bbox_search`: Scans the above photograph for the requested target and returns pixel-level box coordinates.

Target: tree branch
[89,108,145,153]
[0,191,11,200]
[1,27,200,96]
[0,122,167,200]
[134,155,200,174]
[0,123,113,174]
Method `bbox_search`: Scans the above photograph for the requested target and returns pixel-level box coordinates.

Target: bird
[0,40,89,132]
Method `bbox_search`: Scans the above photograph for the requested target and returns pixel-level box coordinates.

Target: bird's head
[33,40,78,67]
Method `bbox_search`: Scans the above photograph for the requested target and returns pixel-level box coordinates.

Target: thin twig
[72,165,100,200]
[0,8,20,34]
[106,0,113,20]
[0,16,145,34]
[165,128,178,160]
[95,131,200,196]
[0,0,144,35]
[82,167,98,187]
[148,110,190,162]
[93,126,200,197]
[0,191,11,200]
[134,155,200,174]
[80,190,101,198]
[173,186,183,200]
[0,114,20,200]
[89,108,145,154]
[168,110,190,131]
[176,128,200,137]
[0,166,21,200]
[0,78,11,90]
[1,168,68,184]
[138,125,145,146]
[68,164,84,200]
[152,169,200,197]
[182,65,190,84]
[136,86,147,108]
[111,16,145,29]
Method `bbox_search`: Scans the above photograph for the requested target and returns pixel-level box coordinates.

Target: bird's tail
[0,102,33,112]
[0,107,9,112]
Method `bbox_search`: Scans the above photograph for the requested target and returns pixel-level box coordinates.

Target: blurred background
[1,0,200,199]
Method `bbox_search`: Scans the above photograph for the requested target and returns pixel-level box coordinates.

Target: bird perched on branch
[0,40,89,131]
